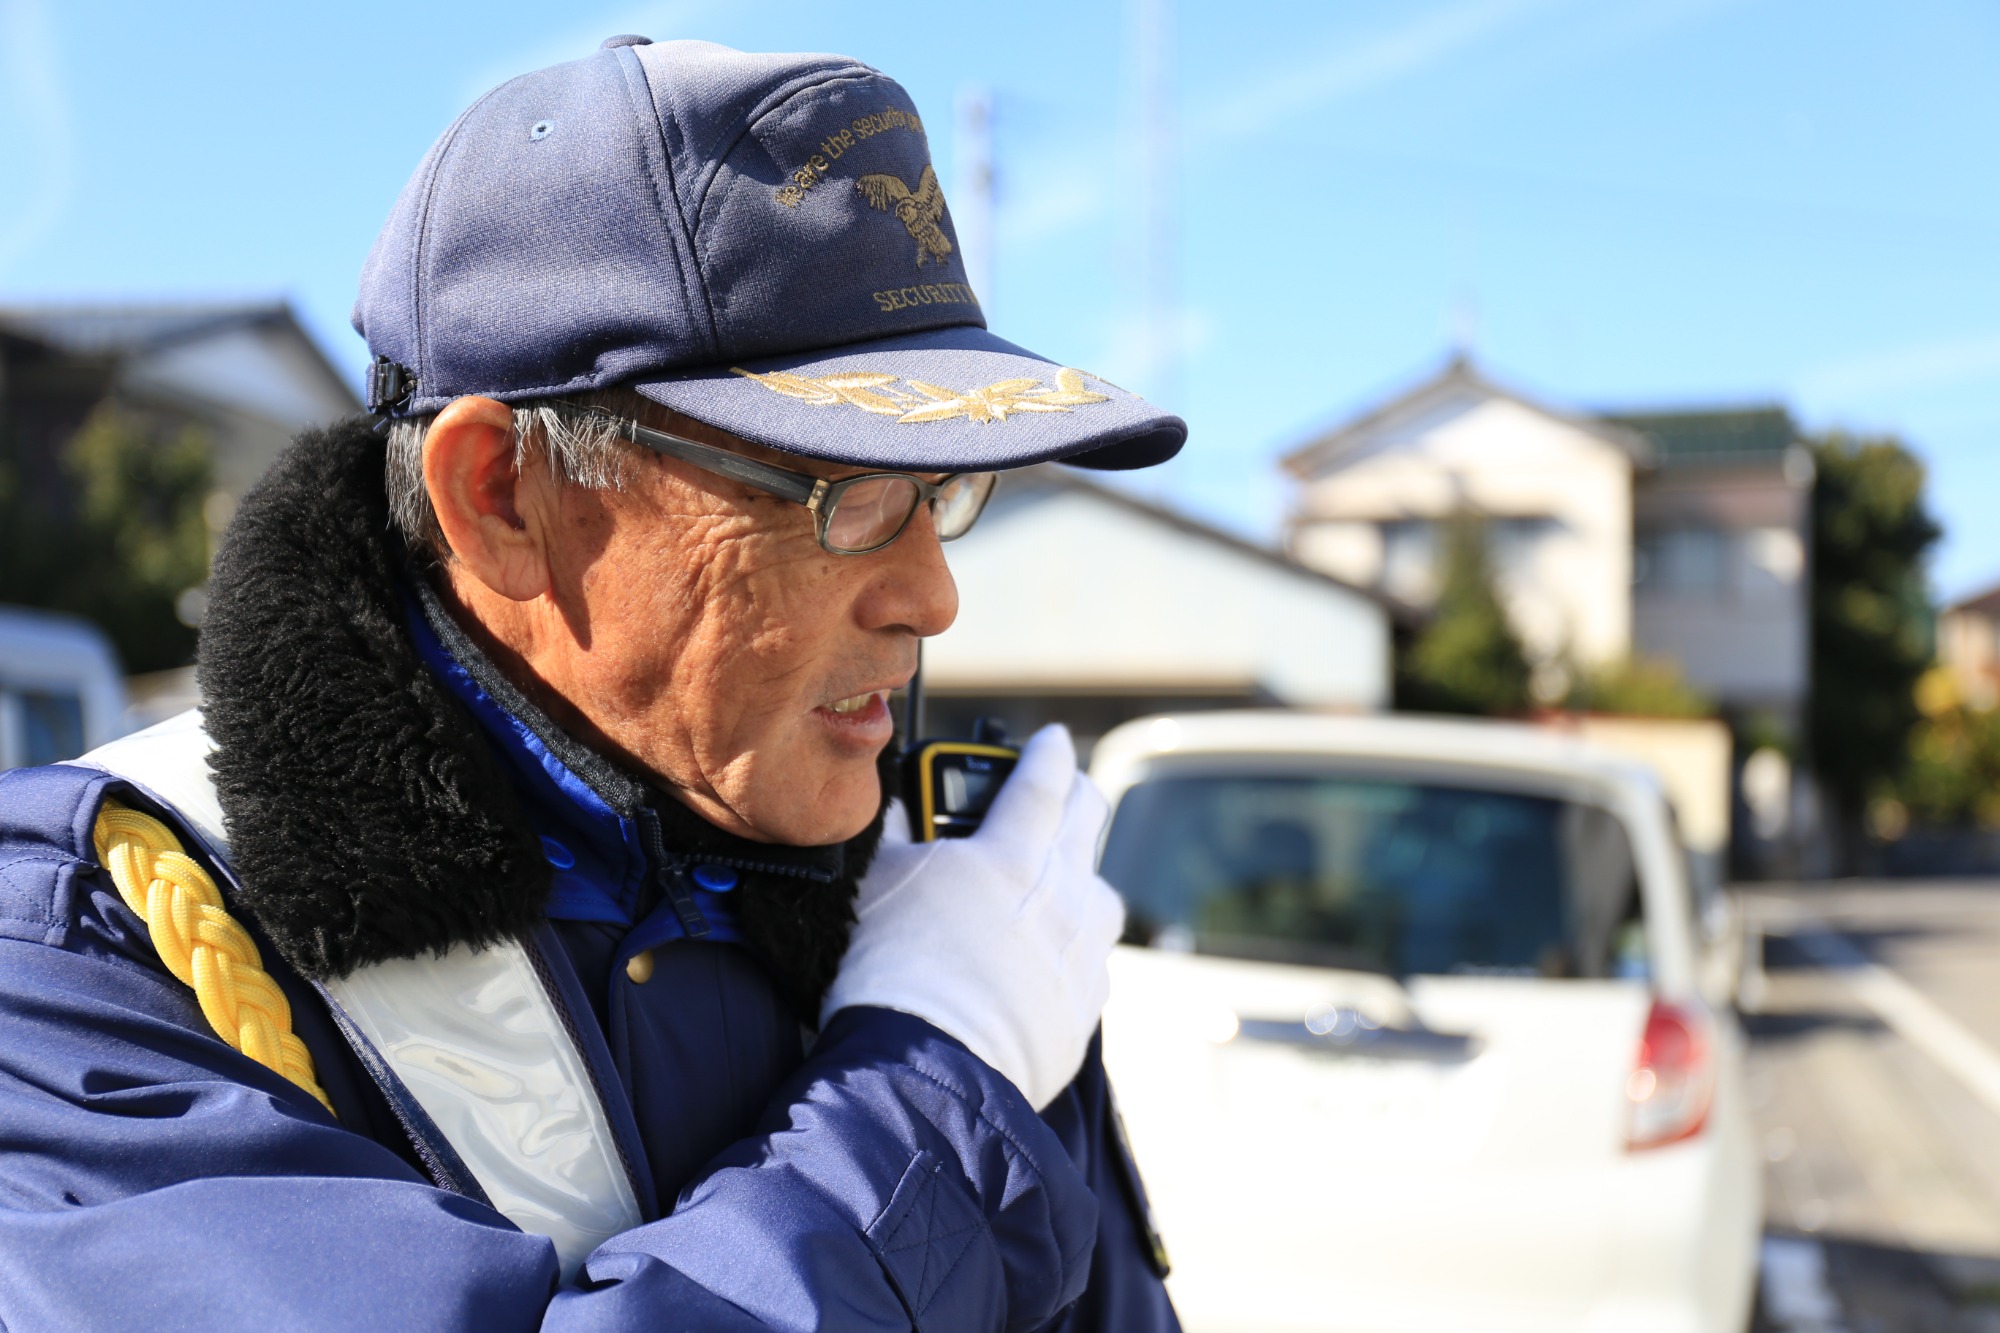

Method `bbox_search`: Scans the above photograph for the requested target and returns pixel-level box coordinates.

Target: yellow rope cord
[92,801,334,1115]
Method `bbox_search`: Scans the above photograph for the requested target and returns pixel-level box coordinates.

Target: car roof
[1090,710,1664,801]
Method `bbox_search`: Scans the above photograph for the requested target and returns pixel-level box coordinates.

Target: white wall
[926,485,1390,709]
[131,322,357,433]
[1632,464,1811,714]
[1941,608,2000,710]
[1634,583,1807,708]
[1290,389,1634,668]
[125,321,362,497]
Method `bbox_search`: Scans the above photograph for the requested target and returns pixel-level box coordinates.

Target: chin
[762,761,884,848]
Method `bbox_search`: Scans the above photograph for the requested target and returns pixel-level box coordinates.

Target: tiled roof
[1604,407,1797,465]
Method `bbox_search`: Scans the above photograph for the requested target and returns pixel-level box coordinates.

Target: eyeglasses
[558,405,999,556]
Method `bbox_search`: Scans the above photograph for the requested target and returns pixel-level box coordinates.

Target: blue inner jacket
[0,597,1177,1331]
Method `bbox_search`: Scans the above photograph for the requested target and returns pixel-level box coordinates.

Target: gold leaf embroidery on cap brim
[730,366,1110,425]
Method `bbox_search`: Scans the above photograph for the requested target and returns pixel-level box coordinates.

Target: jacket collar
[197,416,877,1014]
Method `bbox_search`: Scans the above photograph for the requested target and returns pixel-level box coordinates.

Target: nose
[854,502,958,639]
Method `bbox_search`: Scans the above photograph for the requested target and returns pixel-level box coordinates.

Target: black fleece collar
[199,416,877,1013]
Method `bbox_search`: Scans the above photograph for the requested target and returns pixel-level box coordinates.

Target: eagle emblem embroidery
[856,166,954,267]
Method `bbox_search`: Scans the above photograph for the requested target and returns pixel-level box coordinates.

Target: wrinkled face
[454,412,958,847]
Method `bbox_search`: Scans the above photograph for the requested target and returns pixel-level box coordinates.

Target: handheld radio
[899,645,1019,841]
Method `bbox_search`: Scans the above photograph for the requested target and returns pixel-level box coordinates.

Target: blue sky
[4,0,1996,595]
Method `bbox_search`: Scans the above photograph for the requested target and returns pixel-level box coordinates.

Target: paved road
[1743,881,2000,1333]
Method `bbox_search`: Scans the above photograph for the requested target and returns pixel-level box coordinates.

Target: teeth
[827,692,877,715]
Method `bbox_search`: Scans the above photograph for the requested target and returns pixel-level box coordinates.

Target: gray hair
[384,388,664,558]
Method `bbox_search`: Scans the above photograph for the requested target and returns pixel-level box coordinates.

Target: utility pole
[954,85,996,314]
[1134,0,1177,406]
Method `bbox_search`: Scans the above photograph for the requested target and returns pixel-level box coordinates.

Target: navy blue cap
[354,38,1185,472]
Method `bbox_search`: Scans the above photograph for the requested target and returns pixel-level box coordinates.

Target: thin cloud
[999,0,1577,252]
[1196,0,1574,148]
[1432,0,1747,115]
[0,0,76,279]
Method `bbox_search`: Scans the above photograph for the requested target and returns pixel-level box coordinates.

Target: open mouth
[814,690,895,745]
[824,691,885,716]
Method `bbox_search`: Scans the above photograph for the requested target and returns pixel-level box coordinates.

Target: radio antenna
[904,641,926,742]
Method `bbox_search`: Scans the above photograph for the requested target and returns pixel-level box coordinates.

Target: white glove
[822,725,1126,1110]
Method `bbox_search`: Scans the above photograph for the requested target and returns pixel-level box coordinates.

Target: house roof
[1007,464,1423,627]
[1947,582,2000,619]
[1281,354,1655,479]
[0,302,301,356]
[0,320,61,362]
[1603,406,1797,467]
[0,300,363,423]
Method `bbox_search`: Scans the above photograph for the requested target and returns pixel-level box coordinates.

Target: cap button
[600,34,652,49]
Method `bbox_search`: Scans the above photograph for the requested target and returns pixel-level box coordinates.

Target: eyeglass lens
[822,472,998,553]
[932,472,995,540]
[825,475,924,552]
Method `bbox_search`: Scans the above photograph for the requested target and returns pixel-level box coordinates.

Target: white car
[1091,711,1759,1333]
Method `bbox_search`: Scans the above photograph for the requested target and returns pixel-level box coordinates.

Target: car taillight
[1625,998,1714,1151]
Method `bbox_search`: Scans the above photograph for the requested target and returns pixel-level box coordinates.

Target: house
[1609,407,1814,731]
[0,301,361,702]
[1281,356,1814,737]
[1938,584,2000,711]
[921,465,1400,754]
[0,301,361,508]
[1282,355,1651,677]
[1281,356,1823,873]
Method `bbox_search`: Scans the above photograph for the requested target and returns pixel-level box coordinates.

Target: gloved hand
[821,724,1126,1110]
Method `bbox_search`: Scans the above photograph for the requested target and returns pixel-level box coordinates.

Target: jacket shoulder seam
[0,850,86,944]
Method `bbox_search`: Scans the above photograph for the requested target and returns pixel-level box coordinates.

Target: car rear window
[1100,771,1641,979]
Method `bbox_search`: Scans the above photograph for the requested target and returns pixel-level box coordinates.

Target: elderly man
[0,36,1184,1332]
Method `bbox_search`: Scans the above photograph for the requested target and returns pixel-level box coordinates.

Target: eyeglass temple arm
[616,418,824,507]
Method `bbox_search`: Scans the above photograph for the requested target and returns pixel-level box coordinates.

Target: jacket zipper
[639,805,712,939]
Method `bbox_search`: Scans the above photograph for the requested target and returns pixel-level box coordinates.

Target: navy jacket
[0,420,1175,1331]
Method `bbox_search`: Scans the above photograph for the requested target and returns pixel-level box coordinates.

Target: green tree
[1397,516,1532,715]
[1891,669,2000,829]
[0,404,213,673]
[1808,432,1940,853]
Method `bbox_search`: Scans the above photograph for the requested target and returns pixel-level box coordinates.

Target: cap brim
[628,325,1184,472]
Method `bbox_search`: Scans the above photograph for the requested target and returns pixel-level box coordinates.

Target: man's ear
[424,396,552,602]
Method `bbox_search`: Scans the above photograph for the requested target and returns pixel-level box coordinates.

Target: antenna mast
[1135,0,1178,405]
[955,85,996,311]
